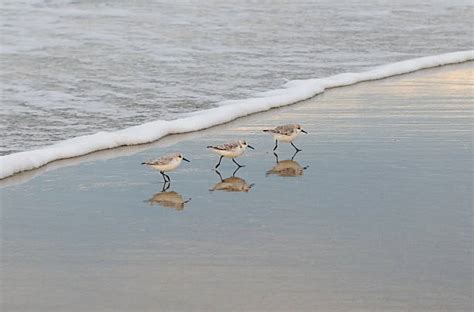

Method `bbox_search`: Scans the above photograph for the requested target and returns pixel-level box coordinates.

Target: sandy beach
[1,62,472,311]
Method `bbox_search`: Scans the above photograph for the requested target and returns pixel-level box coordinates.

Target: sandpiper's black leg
[214,169,224,182]
[162,181,171,192]
[232,158,244,167]
[160,171,168,183]
[273,140,278,151]
[232,166,242,177]
[215,156,223,169]
[291,142,302,152]
[273,152,279,163]
[291,150,300,160]
[164,173,171,182]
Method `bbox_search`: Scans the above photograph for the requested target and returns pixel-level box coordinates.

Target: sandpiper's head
[238,140,254,150]
[295,124,308,134]
[177,153,190,162]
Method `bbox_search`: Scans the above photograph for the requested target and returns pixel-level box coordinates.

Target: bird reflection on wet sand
[210,168,254,192]
[145,183,191,210]
[266,151,308,177]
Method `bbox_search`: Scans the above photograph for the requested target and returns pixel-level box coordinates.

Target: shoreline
[1,51,473,180]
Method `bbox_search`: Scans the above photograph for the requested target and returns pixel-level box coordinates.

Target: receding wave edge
[1,50,473,179]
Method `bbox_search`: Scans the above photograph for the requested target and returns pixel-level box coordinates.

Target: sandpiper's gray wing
[144,154,174,165]
[273,124,296,136]
[212,142,239,150]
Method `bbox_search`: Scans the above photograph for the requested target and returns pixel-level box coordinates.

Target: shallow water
[1,0,473,154]
[1,63,472,311]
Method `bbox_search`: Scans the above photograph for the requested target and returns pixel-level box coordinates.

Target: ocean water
[1,0,473,155]
[2,64,472,311]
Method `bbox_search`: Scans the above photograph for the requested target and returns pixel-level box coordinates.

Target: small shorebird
[263,124,308,151]
[141,152,190,182]
[207,139,254,169]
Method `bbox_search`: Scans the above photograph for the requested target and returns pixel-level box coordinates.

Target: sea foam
[1,51,473,179]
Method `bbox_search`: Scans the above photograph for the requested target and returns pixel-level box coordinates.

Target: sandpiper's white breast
[151,157,181,172]
[213,145,244,158]
[273,131,299,142]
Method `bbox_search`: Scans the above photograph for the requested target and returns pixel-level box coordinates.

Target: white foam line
[1,50,473,179]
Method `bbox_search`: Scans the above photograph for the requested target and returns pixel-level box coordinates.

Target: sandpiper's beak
[301,129,308,134]
[183,157,191,162]
[247,145,255,150]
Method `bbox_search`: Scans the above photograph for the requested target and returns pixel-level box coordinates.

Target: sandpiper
[263,124,308,151]
[141,152,190,182]
[207,139,254,168]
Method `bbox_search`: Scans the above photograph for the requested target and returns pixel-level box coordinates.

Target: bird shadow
[266,151,309,177]
[209,167,255,193]
[144,183,191,211]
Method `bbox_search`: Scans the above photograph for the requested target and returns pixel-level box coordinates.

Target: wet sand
[1,62,473,311]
